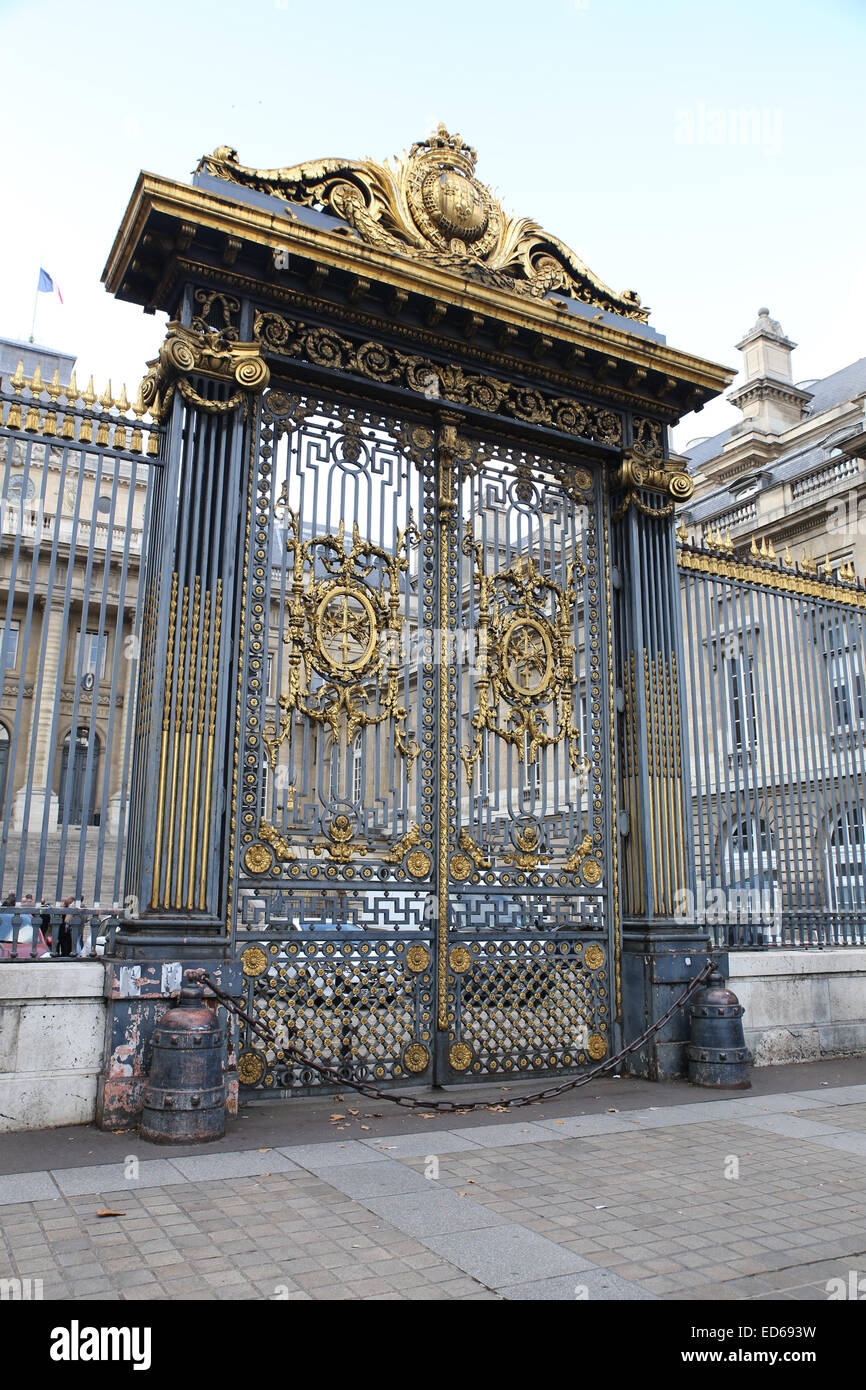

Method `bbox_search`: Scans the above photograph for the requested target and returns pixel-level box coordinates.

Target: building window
[1,619,20,671]
[74,629,108,680]
[724,648,758,749]
[723,814,775,889]
[824,629,865,729]
[827,808,866,911]
[0,723,9,809]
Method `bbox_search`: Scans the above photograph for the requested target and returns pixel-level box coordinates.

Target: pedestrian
[58,896,75,957]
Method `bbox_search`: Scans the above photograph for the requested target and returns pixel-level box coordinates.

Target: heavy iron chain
[196,956,716,1114]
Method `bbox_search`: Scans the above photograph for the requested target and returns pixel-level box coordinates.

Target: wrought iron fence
[0,361,161,956]
[679,532,866,949]
[2,353,864,962]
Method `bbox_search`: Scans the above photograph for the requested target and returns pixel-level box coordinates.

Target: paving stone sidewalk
[2,1080,865,1300]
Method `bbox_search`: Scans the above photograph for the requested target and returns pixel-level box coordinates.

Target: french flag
[38,268,63,305]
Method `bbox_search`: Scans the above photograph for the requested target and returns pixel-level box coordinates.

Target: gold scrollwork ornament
[264,509,420,775]
[460,530,589,786]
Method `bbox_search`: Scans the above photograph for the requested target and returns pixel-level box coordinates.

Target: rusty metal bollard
[140,970,226,1143]
[687,967,752,1089]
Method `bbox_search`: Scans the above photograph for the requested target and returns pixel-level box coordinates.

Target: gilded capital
[139,321,270,420]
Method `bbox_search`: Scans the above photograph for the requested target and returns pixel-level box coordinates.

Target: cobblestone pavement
[2,1080,865,1300]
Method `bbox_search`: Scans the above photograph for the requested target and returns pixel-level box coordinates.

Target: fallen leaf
[96,1210,126,1218]
[458,1191,467,1197]
[606,1108,619,1114]
[360,1125,371,1131]
[330,1113,345,1120]
[257,1148,270,1153]
[363,1113,382,1119]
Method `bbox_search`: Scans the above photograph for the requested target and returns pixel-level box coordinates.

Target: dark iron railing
[0,364,161,950]
[679,532,866,949]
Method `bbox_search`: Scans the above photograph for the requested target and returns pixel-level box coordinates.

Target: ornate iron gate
[232,389,615,1091]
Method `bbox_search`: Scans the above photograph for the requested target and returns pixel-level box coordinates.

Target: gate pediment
[103,128,732,429]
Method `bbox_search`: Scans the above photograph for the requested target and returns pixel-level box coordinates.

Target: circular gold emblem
[238,1051,265,1085]
[449,946,472,974]
[502,617,553,700]
[587,1032,607,1060]
[425,169,488,243]
[581,857,603,887]
[449,1042,472,1072]
[584,944,605,971]
[450,852,473,882]
[241,946,268,978]
[403,1043,429,1074]
[406,849,432,879]
[244,843,272,875]
[405,944,431,974]
[316,586,377,674]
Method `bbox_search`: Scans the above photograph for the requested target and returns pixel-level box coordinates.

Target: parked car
[0,915,51,959]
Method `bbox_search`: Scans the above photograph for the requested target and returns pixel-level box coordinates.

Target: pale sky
[1,0,863,452]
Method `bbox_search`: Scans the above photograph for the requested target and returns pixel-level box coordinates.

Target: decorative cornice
[180,259,697,420]
[252,309,624,448]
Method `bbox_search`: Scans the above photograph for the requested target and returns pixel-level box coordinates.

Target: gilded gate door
[232,386,616,1093]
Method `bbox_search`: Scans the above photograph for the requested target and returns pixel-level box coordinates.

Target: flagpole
[30,267,40,343]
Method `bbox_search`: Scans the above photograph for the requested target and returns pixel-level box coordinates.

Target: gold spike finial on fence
[767,538,776,561]
[65,370,79,404]
[100,381,114,411]
[676,519,688,544]
[724,530,733,553]
[750,536,759,557]
[10,360,26,393]
[30,363,44,395]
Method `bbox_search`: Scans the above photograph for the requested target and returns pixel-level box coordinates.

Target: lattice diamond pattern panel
[448,938,609,1074]
[237,937,434,1091]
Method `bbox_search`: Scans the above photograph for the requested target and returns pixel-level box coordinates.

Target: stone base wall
[0,963,106,1132]
[726,949,866,1065]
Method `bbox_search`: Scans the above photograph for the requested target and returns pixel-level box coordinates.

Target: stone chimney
[727,308,812,435]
